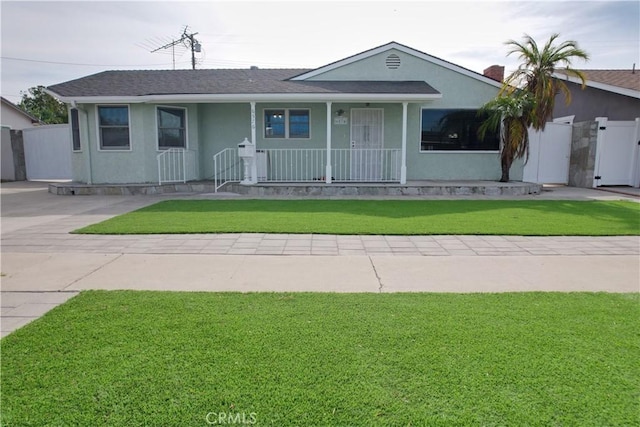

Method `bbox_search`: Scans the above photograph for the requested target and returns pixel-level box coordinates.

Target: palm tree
[501,33,589,130]
[479,93,536,182]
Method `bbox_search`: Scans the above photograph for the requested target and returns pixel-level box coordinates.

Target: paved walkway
[3,231,638,256]
[1,181,639,337]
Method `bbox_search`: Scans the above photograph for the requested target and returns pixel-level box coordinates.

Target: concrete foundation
[49,180,542,197]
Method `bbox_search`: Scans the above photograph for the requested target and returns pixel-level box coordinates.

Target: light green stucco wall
[74,103,200,184]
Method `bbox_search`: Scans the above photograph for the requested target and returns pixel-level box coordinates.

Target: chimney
[483,65,504,82]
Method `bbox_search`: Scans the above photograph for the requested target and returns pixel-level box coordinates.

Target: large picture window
[420,109,499,151]
[157,107,186,149]
[98,106,130,150]
[265,109,310,139]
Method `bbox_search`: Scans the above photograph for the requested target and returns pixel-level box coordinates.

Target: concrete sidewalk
[2,252,638,294]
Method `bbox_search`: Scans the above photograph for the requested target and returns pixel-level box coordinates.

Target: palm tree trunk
[500,155,511,182]
[500,135,514,182]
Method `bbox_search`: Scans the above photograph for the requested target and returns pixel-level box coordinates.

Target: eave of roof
[46,92,442,104]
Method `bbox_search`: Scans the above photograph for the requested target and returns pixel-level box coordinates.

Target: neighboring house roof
[1,96,42,125]
[553,69,640,99]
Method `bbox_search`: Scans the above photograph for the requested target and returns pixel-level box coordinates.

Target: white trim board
[49,92,443,105]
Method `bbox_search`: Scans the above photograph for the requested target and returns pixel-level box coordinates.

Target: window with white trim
[98,105,130,150]
[420,108,499,151]
[264,109,310,139]
[157,107,186,149]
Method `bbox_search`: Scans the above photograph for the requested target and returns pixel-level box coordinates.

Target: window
[70,108,81,151]
[265,109,285,138]
[98,106,130,150]
[288,110,310,138]
[157,107,186,149]
[420,109,499,151]
[264,109,310,139]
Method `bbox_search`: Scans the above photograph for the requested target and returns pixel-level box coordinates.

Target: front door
[350,108,383,181]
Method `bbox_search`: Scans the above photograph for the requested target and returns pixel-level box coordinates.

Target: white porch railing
[213,148,242,192]
[157,148,188,185]
[331,149,401,182]
[211,147,401,191]
[260,149,327,182]
[260,148,401,182]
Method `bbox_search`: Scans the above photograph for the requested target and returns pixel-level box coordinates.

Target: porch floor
[49,180,542,197]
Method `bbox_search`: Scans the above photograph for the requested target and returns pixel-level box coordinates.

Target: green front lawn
[1,291,638,426]
[75,199,640,235]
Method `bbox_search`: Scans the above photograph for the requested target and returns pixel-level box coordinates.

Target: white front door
[350,108,384,181]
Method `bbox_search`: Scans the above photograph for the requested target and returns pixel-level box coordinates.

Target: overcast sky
[1,0,638,104]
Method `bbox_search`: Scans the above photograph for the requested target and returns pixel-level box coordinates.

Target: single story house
[46,41,517,186]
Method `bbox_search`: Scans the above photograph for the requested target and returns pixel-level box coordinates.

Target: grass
[74,199,640,236]
[1,291,638,426]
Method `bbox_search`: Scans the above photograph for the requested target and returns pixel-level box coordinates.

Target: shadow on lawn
[73,199,640,235]
[140,199,640,221]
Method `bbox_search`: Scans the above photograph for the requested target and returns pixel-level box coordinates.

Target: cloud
[1,1,637,103]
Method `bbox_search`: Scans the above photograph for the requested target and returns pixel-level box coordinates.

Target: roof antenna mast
[150,26,201,70]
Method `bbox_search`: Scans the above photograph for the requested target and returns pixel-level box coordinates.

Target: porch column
[325,101,332,184]
[400,101,408,184]
[77,106,93,185]
[250,101,258,184]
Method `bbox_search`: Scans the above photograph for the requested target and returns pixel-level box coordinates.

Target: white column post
[77,106,93,185]
[325,101,332,184]
[250,101,258,184]
[400,101,408,184]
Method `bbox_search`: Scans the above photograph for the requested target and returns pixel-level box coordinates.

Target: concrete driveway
[1,181,639,337]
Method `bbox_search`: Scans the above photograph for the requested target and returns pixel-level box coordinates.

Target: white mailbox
[238,138,255,185]
[238,138,255,159]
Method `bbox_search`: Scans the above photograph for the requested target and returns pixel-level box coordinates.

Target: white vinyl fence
[22,124,72,180]
[594,118,640,187]
[523,122,572,184]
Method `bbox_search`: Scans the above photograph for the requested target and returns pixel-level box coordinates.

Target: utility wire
[1,56,188,67]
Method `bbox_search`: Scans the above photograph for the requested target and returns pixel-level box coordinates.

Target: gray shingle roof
[47,69,440,98]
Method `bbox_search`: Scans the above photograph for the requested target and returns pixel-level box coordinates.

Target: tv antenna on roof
[150,26,201,70]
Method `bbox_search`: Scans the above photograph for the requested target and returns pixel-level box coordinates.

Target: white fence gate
[523,122,572,184]
[22,124,72,180]
[594,118,640,187]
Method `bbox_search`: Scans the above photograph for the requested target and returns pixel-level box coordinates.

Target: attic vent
[385,54,401,69]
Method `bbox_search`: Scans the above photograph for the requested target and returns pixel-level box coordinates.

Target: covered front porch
[158,100,420,189]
